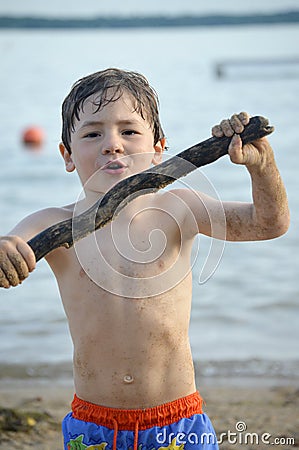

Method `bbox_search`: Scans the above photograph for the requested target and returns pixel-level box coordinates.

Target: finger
[220,119,234,137]
[238,111,250,126]
[16,241,36,272]
[228,134,244,164]
[0,254,20,286]
[211,124,224,138]
[230,114,244,134]
[0,267,10,289]
[8,253,29,281]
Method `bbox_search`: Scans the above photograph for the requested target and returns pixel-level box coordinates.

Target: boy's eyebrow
[79,119,144,130]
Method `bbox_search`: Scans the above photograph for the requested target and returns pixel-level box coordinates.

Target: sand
[0,379,298,449]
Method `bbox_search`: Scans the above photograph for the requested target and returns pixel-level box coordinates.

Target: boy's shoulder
[31,204,75,232]
[38,204,75,225]
[10,204,75,241]
[150,189,195,219]
[153,188,200,209]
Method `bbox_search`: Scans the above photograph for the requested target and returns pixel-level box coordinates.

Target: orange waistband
[72,391,203,431]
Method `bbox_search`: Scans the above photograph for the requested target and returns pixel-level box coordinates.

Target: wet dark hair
[61,68,165,153]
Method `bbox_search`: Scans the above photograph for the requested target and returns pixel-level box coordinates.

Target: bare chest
[71,209,189,298]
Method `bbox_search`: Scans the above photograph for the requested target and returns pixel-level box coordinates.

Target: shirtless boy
[0,68,289,450]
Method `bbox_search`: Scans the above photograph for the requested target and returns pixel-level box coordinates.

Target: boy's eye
[122,130,137,136]
[84,132,101,138]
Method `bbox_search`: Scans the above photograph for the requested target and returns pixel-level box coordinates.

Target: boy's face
[59,91,165,197]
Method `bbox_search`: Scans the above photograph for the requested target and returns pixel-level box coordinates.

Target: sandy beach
[0,377,298,450]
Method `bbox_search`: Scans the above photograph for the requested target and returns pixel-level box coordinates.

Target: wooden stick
[28,116,274,262]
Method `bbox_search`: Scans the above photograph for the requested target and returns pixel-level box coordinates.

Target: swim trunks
[62,391,219,449]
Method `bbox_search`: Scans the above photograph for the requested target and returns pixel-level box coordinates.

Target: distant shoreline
[0,11,299,29]
[1,358,298,388]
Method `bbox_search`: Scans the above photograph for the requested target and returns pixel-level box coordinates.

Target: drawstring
[112,418,118,450]
[72,391,203,449]
[134,419,139,450]
[113,417,139,450]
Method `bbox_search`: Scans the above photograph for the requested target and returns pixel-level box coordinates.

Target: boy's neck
[76,189,156,222]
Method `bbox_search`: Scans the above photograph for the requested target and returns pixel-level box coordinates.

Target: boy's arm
[0,207,71,288]
[0,234,36,288]
[224,131,290,240]
[0,214,39,288]
[176,112,290,242]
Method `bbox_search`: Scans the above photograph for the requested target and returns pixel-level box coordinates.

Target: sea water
[0,22,298,383]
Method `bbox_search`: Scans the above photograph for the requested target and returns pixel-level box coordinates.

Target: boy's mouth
[102,159,127,174]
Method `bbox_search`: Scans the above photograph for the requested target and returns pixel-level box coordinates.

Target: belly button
[123,374,134,384]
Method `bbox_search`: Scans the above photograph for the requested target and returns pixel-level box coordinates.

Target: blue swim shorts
[62,391,219,449]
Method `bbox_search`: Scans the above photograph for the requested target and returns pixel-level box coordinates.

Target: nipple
[123,374,134,384]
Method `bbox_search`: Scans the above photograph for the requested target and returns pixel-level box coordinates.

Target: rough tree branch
[28,116,274,262]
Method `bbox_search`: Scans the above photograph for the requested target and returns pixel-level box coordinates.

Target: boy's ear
[152,138,166,165]
[59,142,75,172]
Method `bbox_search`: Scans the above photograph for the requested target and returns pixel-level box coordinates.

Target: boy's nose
[101,145,124,155]
[101,135,124,155]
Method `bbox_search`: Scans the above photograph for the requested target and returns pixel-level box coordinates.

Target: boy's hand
[212,112,272,169]
[0,236,36,288]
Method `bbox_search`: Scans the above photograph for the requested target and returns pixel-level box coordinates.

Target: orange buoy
[22,126,45,148]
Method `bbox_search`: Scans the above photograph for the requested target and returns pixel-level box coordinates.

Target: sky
[0,0,298,17]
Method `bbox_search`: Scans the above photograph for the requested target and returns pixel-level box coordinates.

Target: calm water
[0,23,298,383]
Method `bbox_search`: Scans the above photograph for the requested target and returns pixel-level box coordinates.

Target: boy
[0,68,289,449]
